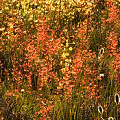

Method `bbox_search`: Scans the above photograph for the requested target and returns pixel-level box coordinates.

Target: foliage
[0,0,120,119]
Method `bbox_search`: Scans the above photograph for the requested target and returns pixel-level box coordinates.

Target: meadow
[0,0,120,120]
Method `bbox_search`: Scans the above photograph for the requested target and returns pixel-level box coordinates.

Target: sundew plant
[0,0,120,120]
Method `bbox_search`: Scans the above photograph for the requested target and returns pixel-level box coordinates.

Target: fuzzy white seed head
[99,47,104,57]
[114,93,120,104]
[108,117,114,120]
[100,74,104,77]
[21,89,25,93]
[98,104,103,114]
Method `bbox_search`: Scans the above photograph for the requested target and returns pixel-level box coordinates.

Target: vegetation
[0,0,120,119]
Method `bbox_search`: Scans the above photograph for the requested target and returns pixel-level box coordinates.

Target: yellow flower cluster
[61,29,74,69]
[44,0,95,15]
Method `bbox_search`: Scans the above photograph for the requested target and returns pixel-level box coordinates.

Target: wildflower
[34,20,38,23]
[62,52,66,58]
[60,61,62,65]
[97,76,102,80]
[65,59,69,62]
[69,47,73,51]
[65,62,69,67]
[0,117,3,120]
[114,93,119,104]
[0,27,5,31]
[9,23,13,29]
[61,44,64,46]
[21,89,25,93]
[108,117,114,120]
[98,104,103,114]
[66,52,69,56]
[100,74,104,78]
[66,43,69,47]
[72,41,75,44]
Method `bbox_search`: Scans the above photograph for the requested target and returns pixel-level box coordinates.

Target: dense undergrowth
[0,0,120,120]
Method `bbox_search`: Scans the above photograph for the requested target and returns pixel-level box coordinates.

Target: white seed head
[99,47,104,57]
[114,93,120,104]
[98,104,103,114]
[23,31,26,34]
[91,0,94,4]
[21,89,25,93]
[108,117,114,120]
[98,56,101,59]
[100,74,104,77]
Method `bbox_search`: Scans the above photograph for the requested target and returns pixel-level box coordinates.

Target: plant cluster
[0,0,120,119]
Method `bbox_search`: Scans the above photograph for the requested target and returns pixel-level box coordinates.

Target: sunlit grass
[0,0,120,119]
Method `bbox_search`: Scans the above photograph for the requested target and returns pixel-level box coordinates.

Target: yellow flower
[65,62,68,66]
[87,2,92,7]
[34,20,38,23]
[62,52,66,58]
[64,29,68,32]
[65,59,69,62]
[21,1,26,6]
[66,53,69,56]
[65,62,69,67]
[66,39,68,43]
[60,61,62,65]
[61,68,65,73]
[28,14,33,21]
[5,7,9,10]
[9,23,13,29]
[23,9,27,16]
[66,43,69,47]
[61,44,64,46]
[85,8,91,14]
[69,47,73,51]
[72,41,75,44]
[61,2,64,6]
[0,27,5,31]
